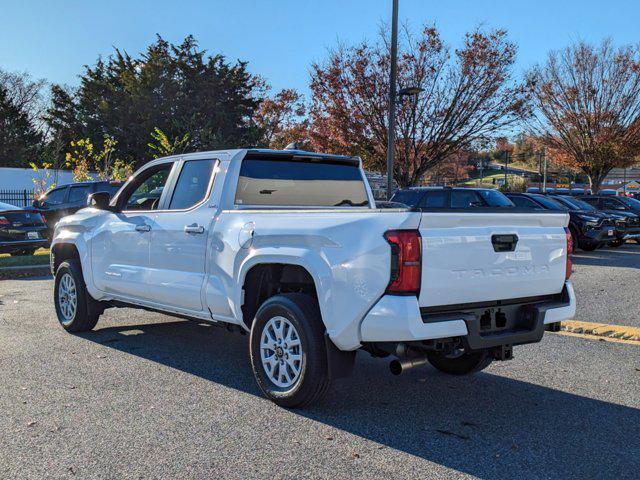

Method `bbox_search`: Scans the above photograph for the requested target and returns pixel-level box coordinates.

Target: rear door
[146,158,217,311]
[418,211,569,307]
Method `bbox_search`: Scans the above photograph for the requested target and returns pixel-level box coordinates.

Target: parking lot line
[558,320,640,343]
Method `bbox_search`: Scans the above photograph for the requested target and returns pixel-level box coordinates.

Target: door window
[168,160,215,210]
[418,191,447,208]
[41,187,67,206]
[123,165,172,211]
[451,190,483,208]
[68,185,93,203]
[602,198,626,210]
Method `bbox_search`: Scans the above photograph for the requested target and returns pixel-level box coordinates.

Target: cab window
[168,160,215,210]
[123,164,173,211]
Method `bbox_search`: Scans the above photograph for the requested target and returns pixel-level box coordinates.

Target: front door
[91,162,175,301]
[146,159,217,312]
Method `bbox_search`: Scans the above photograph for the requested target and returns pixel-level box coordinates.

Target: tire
[578,241,598,252]
[54,259,101,332]
[249,293,331,408]
[10,248,36,256]
[608,239,624,248]
[427,349,493,375]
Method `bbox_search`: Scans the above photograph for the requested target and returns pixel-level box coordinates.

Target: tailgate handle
[491,234,518,252]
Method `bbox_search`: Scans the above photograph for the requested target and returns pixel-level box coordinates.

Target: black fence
[0,189,35,208]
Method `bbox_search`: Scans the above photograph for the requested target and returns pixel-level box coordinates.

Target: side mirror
[87,191,112,210]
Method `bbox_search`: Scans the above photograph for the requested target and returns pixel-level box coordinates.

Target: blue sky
[1,0,638,96]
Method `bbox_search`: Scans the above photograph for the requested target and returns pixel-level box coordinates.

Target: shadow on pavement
[80,320,640,479]
[573,244,640,269]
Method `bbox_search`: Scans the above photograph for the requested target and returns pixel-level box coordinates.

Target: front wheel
[249,293,331,408]
[427,349,493,375]
[54,259,101,332]
[578,241,599,252]
[608,239,624,248]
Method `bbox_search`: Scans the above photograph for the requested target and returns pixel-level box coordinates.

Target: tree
[309,25,528,187]
[0,83,42,167]
[148,127,190,158]
[253,88,309,149]
[526,40,640,192]
[45,35,264,168]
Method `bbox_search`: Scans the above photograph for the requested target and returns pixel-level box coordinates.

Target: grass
[459,172,525,187]
[0,248,50,268]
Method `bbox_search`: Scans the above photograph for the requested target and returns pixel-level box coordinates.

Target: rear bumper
[360,282,576,346]
[0,239,49,253]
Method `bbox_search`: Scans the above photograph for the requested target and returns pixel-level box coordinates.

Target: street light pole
[386,0,399,200]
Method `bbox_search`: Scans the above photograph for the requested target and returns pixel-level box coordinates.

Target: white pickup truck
[50,148,576,407]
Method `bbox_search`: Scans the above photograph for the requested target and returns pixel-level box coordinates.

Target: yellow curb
[560,320,640,343]
[551,330,640,345]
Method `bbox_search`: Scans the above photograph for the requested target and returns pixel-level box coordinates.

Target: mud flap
[324,334,356,379]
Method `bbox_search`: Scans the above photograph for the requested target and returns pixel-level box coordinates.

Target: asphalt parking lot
[1,250,639,479]
[572,243,640,327]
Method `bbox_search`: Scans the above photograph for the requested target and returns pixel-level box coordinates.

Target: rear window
[235,157,369,207]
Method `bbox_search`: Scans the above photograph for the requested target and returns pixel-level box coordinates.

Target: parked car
[550,195,631,247]
[390,186,515,209]
[505,193,614,251]
[33,180,123,238]
[50,148,575,407]
[580,195,640,243]
[0,202,49,256]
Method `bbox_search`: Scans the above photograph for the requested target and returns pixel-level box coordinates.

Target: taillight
[0,216,10,227]
[39,213,47,224]
[564,227,573,280]
[384,230,421,295]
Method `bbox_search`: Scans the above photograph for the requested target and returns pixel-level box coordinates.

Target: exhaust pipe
[389,355,429,375]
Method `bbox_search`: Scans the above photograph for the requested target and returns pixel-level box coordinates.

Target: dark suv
[580,195,640,243]
[505,193,614,251]
[391,187,515,209]
[33,181,123,238]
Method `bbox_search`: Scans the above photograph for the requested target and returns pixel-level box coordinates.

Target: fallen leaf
[27,421,37,427]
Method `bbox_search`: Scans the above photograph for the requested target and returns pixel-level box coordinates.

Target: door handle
[135,224,151,232]
[184,224,205,234]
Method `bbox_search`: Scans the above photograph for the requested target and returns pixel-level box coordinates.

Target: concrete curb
[560,320,640,343]
[0,264,51,280]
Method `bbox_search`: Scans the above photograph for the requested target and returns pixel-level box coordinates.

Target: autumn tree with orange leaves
[254,88,309,149]
[308,25,528,187]
[526,40,640,192]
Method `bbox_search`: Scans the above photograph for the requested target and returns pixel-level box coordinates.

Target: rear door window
[235,157,368,207]
[451,190,483,208]
[418,191,447,208]
[168,160,215,210]
[68,185,93,203]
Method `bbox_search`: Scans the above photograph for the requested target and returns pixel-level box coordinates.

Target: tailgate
[418,212,569,308]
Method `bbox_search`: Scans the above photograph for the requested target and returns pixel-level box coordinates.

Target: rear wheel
[249,293,330,408]
[427,349,493,375]
[54,259,102,332]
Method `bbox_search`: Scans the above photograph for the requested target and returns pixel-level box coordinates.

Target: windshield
[477,189,514,207]
[532,195,567,210]
[569,198,597,211]
[554,196,585,210]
